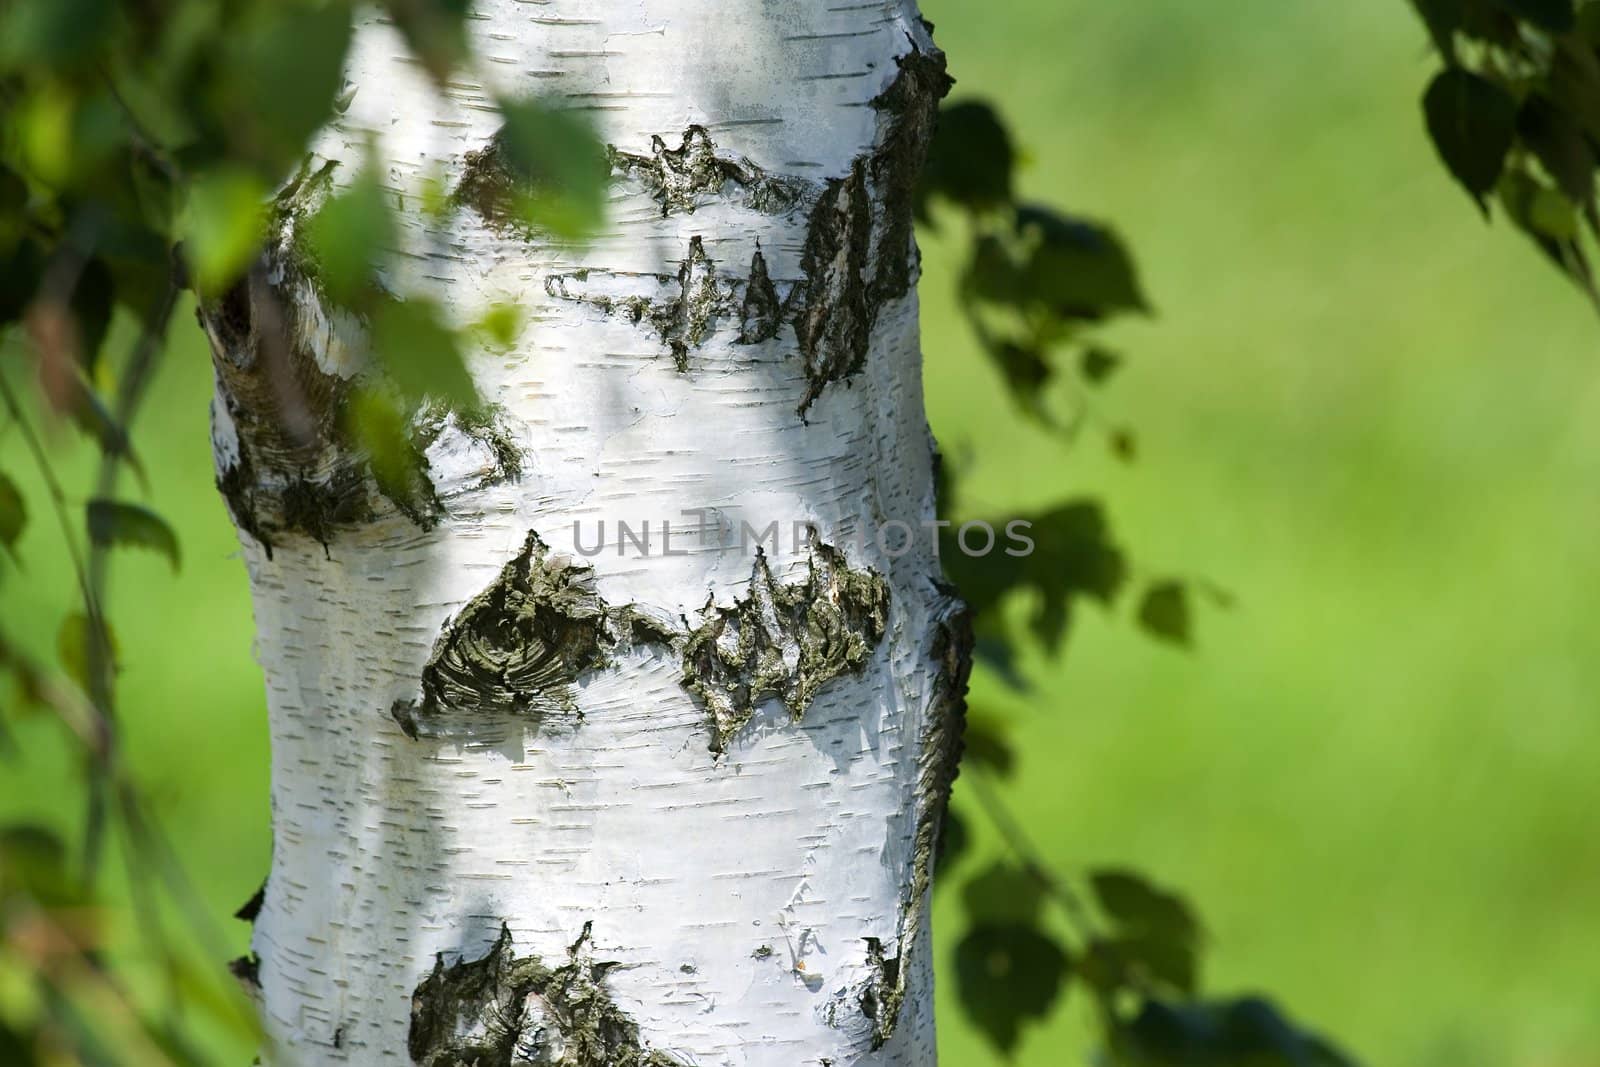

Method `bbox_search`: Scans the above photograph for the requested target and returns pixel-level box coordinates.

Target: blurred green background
[4,1,1600,1065]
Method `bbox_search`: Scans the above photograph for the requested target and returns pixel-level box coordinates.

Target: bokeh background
[4,2,1600,1064]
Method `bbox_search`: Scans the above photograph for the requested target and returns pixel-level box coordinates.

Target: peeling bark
[682,541,890,755]
[410,925,678,1067]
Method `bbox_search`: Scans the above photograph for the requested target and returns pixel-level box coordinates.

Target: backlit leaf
[183,169,268,296]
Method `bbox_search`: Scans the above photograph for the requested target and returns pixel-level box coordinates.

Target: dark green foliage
[1496,0,1576,31]
[1423,69,1517,211]
[955,924,1073,1055]
[86,499,180,571]
[917,100,1016,217]
[372,297,481,410]
[220,2,354,173]
[942,501,1127,655]
[1410,0,1600,304]
[0,472,24,552]
[1117,997,1358,1067]
[1138,581,1194,648]
[303,162,396,304]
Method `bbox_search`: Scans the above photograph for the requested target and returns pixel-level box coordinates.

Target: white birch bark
[198,3,966,1065]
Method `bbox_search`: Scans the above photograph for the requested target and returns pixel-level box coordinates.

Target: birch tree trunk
[196,3,966,1064]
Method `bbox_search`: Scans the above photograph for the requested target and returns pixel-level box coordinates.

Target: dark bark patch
[396,533,678,739]
[790,40,951,417]
[409,923,678,1067]
[412,532,611,723]
[454,140,532,239]
[859,601,972,1048]
[738,248,782,345]
[545,237,742,371]
[681,541,890,755]
[611,126,812,218]
[229,953,262,993]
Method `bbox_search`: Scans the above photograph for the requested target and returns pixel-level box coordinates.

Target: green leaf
[224,2,354,169]
[1118,997,1360,1067]
[343,388,435,519]
[0,824,83,907]
[0,238,44,327]
[1016,205,1149,319]
[56,611,116,692]
[1493,0,1575,32]
[0,0,114,70]
[962,862,1051,926]
[1517,94,1596,203]
[963,710,1017,777]
[475,304,525,349]
[1090,869,1200,945]
[383,0,472,82]
[1137,581,1193,647]
[305,164,396,304]
[1410,0,1465,60]
[0,473,24,552]
[1087,869,1201,995]
[183,168,268,296]
[1423,69,1518,212]
[1080,346,1123,385]
[935,808,969,875]
[458,98,610,240]
[941,501,1128,653]
[68,258,114,372]
[955,924,1072,1055]
[371,297,479,409]
[919,100,1016,216]
[86,500,180,571]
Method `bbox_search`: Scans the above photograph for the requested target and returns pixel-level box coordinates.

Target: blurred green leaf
[1494,0,1575,32]
[1090,869,1200,944]
[919,100,1016,217]
[955,924,1072,1056]
[0,0,113,70]
[1410,0,1464,60]
[223,1,354,169]
[343,388,438,523]
[383,0,471,82]
[1118,997,1359,1067]
[0,824,82,907]
[936,808,969,875]
[0,474,24,553]
[458,99,610,240]
[62,378,137,469]
[56,612,116,692]
[1016,205,1149,318]
[943,501,1128,653]
[68,258,114,372]
[305,165,396,304]
[476,304,525,349]
[182,169,268,296]
[1423,68,1517,212]
[1137,581,1193,648]
[962,861,1050,926]
[1516,94,1595,203]
[371,297,478,409]
[1081,345,1122,385]
[0,239,44,327]
[964,710,1017,777]
[86,500,180,572]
